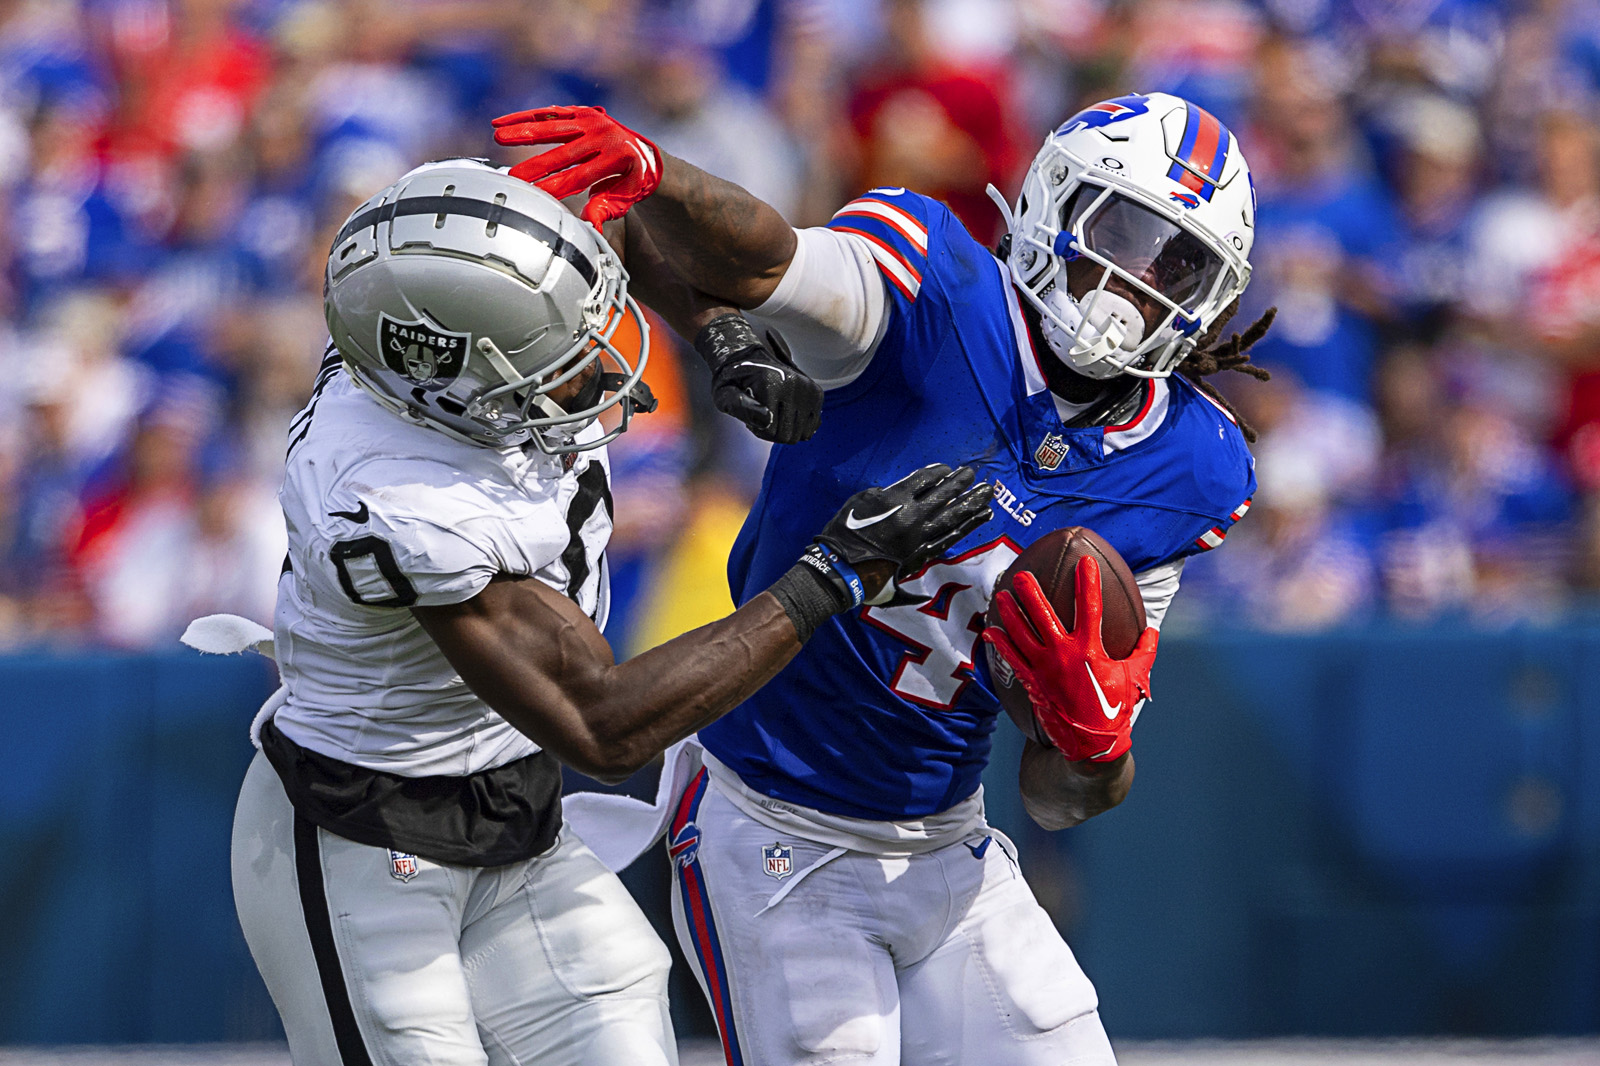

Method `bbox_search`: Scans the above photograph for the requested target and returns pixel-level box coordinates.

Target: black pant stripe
[293,813,375,1066]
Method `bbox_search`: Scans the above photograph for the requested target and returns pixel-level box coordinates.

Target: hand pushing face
[548,362,601,414]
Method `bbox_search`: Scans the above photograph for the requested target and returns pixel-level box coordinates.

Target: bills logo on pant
[669,822,701,868]
[1057,94,1150,136]
[389,850,419,882]
[762,842,794,880]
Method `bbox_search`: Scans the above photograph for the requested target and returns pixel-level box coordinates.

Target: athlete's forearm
[1018,740,1133,830]
[634,153,796,309]
[574,592,802,779]
[414,575,812,784]
[612,212,744,342]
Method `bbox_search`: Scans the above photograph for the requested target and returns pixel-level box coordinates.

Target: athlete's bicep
[1133,558,1184,630]
[412,575,619,767]
[746,226,889,390]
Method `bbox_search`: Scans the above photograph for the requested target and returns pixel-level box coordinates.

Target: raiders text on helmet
[324,158,650,452]
[988,92,1255,380]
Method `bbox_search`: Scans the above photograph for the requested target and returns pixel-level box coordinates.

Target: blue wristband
[828,556,866,609]
[797,543,865,609]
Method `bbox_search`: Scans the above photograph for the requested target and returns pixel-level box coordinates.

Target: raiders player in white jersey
[229,158,995,1066]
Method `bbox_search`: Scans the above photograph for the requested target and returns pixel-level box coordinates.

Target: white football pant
[232,752,676,1066]
[668,769,1116,1065]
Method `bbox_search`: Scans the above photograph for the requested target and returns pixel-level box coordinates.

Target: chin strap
[602,373,657,414]
[1039,287,1131,370]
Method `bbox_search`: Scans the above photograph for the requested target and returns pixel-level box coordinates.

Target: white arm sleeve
[1134,558,1185,631]
[747,226,889,390]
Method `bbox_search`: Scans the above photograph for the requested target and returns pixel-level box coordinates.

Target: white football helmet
[989,92,1255,380]
[325,158,650,452]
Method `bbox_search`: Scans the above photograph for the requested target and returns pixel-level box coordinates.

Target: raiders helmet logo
[378,312,470,388]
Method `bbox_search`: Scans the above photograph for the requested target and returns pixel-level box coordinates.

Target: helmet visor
[1064,188,1225,314]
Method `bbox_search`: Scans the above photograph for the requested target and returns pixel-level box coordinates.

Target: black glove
[769,464,996,641]
[694,314,824,445]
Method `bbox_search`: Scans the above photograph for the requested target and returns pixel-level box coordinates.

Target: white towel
[180,614,276,659]
[182,613,281,749]
[562,738,703,873]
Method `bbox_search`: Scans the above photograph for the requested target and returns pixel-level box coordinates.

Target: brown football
[984,527,1146,746]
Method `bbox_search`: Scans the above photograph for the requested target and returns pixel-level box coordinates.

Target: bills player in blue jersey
[496,93,1273,1064]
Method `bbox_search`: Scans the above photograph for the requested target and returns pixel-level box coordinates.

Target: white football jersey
[271,353,613,776]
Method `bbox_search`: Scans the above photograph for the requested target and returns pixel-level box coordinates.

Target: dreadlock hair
[1176,299,1276,444]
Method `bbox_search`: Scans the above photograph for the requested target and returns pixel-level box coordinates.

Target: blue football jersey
[700,189,1257,820]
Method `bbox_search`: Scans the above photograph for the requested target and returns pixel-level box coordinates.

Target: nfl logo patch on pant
[389,850,419,882]
[762,842,793,880]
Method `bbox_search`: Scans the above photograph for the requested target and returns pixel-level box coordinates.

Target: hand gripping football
[984,527,1145,745]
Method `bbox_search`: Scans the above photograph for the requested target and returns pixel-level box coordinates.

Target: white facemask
[1038,285,1148,379]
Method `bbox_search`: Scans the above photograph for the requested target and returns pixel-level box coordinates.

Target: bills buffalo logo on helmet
[1057,94,1151,136]
[378,312,469,388]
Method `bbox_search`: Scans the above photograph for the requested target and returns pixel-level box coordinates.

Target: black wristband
[768,551,856,644]
[693,313,761,371]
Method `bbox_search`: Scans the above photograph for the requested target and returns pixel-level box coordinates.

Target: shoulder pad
[827,189,940,302]
[1166,377,1257,556]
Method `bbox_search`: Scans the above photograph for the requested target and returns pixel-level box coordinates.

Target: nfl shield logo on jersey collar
[1035,432,1068,471]
[389,850,420,882]
[762,842,794,880]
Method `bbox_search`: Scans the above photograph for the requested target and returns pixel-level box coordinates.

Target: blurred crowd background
[5,0,1600,648]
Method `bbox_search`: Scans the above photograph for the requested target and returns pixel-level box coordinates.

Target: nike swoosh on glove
[694,314,823,444]
[766,464,995,643]
[817,464,995,606]
[982,558,1158,762]
[492,105,661,228]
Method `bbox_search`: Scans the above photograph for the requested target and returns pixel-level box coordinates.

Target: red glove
[492,105,662,229]
[982,558,1158,762]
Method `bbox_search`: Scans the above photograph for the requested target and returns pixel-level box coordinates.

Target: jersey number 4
[860,538,1020,710]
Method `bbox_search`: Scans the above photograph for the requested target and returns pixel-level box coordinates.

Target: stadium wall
[0,632,1596,1043]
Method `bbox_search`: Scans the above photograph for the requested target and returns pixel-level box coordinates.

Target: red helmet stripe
[1187,107,1224,178]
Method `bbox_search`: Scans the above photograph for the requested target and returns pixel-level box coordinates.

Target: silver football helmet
[325,158,650,452]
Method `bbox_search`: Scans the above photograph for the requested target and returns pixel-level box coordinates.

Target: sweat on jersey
[272,354,613,778]
[700,189,1257,821]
